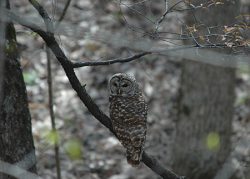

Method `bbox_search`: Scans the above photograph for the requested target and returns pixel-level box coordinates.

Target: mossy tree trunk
[0,0,36,178]
[172,1,240,179]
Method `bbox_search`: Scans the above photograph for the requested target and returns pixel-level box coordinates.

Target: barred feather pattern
[109,93,147,167]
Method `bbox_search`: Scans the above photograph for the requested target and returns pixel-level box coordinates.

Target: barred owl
[109,73,147,167]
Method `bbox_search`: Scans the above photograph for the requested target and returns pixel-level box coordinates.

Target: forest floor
[11,0,250,178]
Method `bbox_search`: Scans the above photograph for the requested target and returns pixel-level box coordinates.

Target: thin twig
[29,0,61,178]
[54,0,72,30]
[154,0,184,33]
[57,0,72,23]
[2,9,244,50]
[119,1,156,24]
[46,46,61,179]
[72,52,151,68]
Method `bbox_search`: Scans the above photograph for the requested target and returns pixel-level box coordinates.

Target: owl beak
[117,89,121,95]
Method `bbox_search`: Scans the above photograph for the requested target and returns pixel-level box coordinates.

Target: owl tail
[126,149,142,167]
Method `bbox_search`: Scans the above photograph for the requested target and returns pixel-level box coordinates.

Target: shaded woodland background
[0,0,250,179]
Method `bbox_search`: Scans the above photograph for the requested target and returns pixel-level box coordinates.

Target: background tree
[172,0,240,178]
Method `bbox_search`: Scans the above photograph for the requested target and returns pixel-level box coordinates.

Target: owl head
[109,73,140,97]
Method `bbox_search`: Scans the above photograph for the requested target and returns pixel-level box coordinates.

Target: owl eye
[122,83,128,87]
[113,82,118,87]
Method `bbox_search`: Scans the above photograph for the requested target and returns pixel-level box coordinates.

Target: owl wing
[126,118,146,167]
[126,99,147,149]
[128,124,146,148]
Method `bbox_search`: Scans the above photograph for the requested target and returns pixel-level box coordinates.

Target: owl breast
[110,94,147,126]
[109,93,147,166]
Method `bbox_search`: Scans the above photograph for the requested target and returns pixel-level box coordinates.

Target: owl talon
[82,84,87,88]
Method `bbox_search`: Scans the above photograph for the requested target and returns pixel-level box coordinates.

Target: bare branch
[119,1,156,24]
[142,152,185,179]
[58,0,72,23]
[46,47,62,179]
[28,0,53,32]
[29,1,61,178]
[72,52,151,68]
[155,0,184,32]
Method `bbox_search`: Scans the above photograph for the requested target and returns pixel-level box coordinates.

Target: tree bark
[172,1,240,179]
[0,1,36,178]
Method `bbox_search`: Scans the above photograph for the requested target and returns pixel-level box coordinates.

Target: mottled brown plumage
[109,73,147,167]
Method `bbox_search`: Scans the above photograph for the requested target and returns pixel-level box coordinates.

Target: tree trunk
[0,1,36,178]
[172,1,240,179]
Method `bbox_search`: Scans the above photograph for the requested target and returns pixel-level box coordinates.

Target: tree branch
[155,0,184,33]
[72,52,151,68]
[142,153,185,179]
[28,0,53,32]
[3,5,185,179]
[57,0,72,23]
